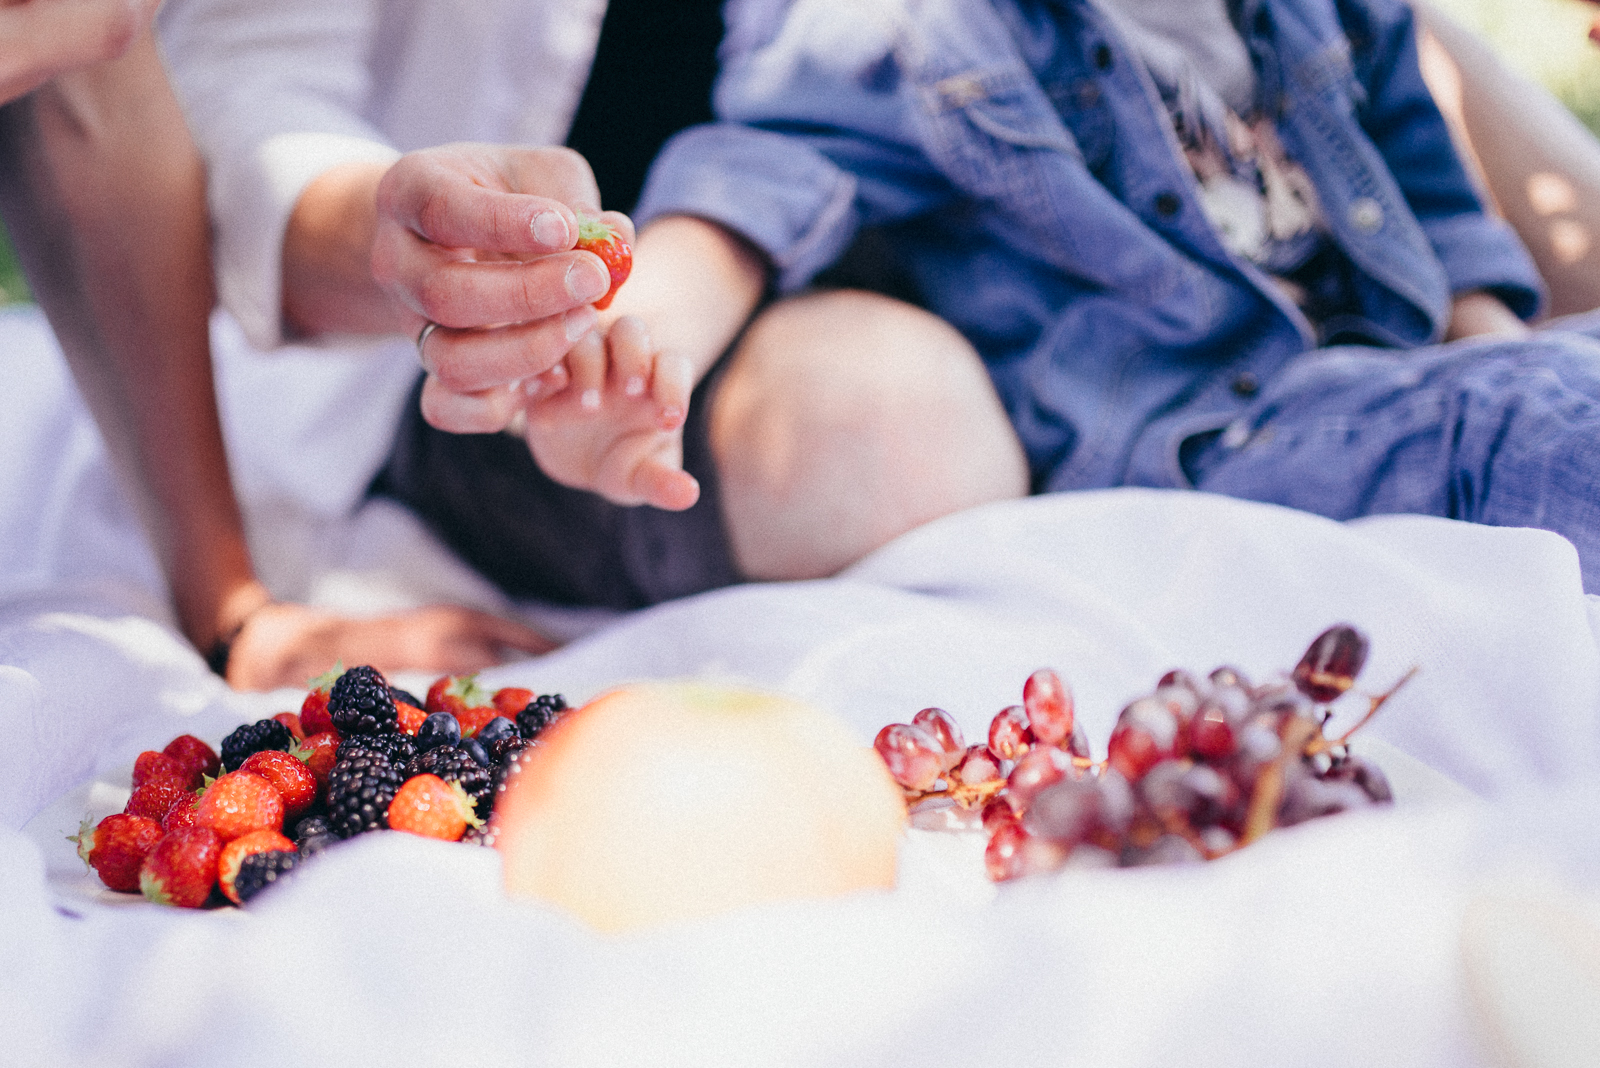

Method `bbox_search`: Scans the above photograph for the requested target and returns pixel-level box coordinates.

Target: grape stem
[1318,664,1419,750]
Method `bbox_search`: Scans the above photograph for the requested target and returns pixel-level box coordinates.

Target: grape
[1125,833,1205,866]
[988,704,1033,761]
[1106,696,1178,782]
[1293,624,1369,703]
[1324,753,1394,803]
[984,821,1067,881]
[1022,668,1074,746]
[1188,700,1236,760]
[952,744,1003,787]
[873,722,945,792]
[1006,746,1076,808]
[980,793,1021,835]
[1208,665,1251,691]
[911,707,966,771]
[1063,720,1092,760]
[1021,777,1101,846]
[1279,767,1373,826]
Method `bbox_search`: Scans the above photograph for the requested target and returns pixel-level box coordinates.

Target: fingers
[419,376,524,434]
[633,455,702,512]
[378,146,591,256]
[606,316,657,403]
[419,305,598,392]
[373,233,614,329]
[224,601,558,692]
[563,328,608,412]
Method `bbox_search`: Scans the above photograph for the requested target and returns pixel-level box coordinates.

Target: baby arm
[519,214,768,510]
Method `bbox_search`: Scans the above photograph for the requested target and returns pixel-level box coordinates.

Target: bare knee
[709,289,1028,581]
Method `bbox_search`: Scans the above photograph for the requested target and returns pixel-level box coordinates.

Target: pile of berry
[873,624,1410,881]
[70,665,567,908]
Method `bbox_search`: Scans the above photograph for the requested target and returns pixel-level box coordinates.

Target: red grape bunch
[872,624,1411,882]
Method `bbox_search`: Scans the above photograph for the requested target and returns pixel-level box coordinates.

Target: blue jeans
[1183,310,1600,592]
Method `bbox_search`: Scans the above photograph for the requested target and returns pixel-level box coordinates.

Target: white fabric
[4,305,1600,1065]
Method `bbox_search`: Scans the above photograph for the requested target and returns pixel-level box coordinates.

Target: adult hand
[0,0,161,105]
[369,143,631,435]
[223,600,558,693]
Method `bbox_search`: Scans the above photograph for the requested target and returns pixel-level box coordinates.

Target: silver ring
[416,320,441,366]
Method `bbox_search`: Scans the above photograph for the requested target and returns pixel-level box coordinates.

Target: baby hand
[519,316,701,511]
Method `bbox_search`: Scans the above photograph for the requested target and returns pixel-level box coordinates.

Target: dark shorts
[369,370,740,611]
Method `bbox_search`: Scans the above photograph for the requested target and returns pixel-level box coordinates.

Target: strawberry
[273,712,306,742]
[299,663,343,738]
[161,734,220,784]
[140,825,223,908]
[293,731,340,786]
[240,750,318,820]
[132,750,191,791]
[217,829,296,905]
[492,687,534,720]
[70,813,164,893]
[396,698,427,736]
[386,774,482,841]
[574,213,631,311]
[163,792,202,833]
[126,775,194,823]
[195,770,285,841]
[426,673,497,737]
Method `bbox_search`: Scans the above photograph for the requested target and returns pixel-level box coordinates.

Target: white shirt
[159,0,609,351]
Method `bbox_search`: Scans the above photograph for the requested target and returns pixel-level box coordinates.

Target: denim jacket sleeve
[1340,0,1545,317]
[635,0,956,293]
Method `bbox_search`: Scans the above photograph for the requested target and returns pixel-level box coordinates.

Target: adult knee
[709,289,1028,581]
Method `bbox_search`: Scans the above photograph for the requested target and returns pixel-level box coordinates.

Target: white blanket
[3,305,1599,1067]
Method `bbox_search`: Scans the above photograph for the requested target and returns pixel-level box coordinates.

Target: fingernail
[660,406,685,430]
[564,305,597,341]
[522,377,542,397]
[565,259,609,303]
[548,364,569,390]
[581,388,602,411]
[625,376,645,397]
[532,210,569,247]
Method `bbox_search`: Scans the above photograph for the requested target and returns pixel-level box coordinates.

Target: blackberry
[220,718,294,771]
[325,752,406,838]
[234,849,301,903]
[461,823,500,848]
[515,694,568,741]
[336,732,417,767]
[404,745,493,817]
[488,735,532,767]
[327,665,398,736]
[293,815,332,842]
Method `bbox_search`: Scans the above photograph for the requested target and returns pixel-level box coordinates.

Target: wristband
[204,600,276,678]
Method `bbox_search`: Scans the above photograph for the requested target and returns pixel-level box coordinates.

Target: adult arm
[0,33,553,690]
[0,0,160,104]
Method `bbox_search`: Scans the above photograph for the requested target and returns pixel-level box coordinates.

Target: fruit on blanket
[573,213,632,311]
[132,750,190,791]
[324,751,406,838]
[140,825,223,908]
[395,698,428,736]
[404,745,494,819]
[293,731,340,785]
[240,750,319,821]
[492,687,534,720]
[514,692,568,741]
[495,680,905,933]
[218,829,296,904]
[415,711,462,753]
[162,734,221,783]
[220,718,295,772]
[299,664,342,737]
[388,774,482,841]
[328,665,400,736]
[878,624,1409,882]
[426,673,496,737]
[125,775,194,822]
[233,849,301,903]
[273,712,306,742]
[196,771,286,841]
[72,813,164,893]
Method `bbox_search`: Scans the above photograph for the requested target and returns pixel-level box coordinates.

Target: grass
[0,5,1595,308]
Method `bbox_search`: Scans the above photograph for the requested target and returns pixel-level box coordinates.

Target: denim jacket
[637,0,1544,490]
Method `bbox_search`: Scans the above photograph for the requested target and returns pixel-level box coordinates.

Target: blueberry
[477,716,518,747]
[416,712,462,752]
[459,737,491,767]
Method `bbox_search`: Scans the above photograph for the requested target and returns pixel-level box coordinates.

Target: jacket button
[1231,372,1259,398]
[1154,192,1181,217]
[1348,197,1384,233]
